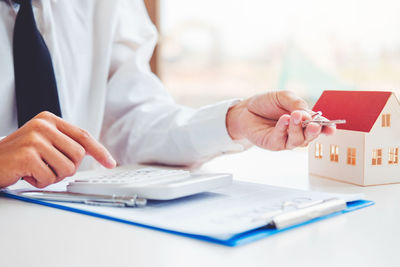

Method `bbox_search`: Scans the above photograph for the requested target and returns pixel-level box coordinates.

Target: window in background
[330,145,339,162]
[315,143,323,159]
[347,148,356,166]
[382,114,391,127]
[158,0,400,107]
[388,147,398,164]
[372,148,382,165]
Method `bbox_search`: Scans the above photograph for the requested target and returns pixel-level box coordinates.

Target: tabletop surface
[1,147,399,267]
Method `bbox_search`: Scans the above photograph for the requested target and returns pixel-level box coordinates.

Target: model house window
[347,148,356,165]
[330,145,339,162]
[372,149,382,165]
[382,114,391,127]
[388,147,399,164]
[315,143,323,159]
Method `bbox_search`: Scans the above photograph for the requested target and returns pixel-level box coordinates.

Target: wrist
[226,100,247,140]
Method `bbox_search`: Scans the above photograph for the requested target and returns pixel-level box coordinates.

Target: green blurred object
[278,42,355,104]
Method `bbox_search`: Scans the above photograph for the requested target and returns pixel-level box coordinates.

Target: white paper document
[5,179,363,239]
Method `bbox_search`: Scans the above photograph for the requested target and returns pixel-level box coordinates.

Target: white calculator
[67,168,232,200]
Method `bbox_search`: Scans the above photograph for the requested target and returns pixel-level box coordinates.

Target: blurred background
[145,0,400,108]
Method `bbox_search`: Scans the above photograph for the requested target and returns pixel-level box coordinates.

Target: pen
[17,190,147,208]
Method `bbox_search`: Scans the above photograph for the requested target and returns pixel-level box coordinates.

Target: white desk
[1,147,399,267]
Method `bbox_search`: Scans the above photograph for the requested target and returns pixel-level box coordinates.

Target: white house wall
[364,94,400,185]
[308,130,365,185]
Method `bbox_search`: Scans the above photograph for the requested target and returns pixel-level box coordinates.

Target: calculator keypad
[73,168,191,186]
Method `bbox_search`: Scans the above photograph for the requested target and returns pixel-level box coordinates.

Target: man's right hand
[0,111,116,188]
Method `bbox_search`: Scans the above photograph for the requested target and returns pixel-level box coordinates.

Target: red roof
[312,91,393,132]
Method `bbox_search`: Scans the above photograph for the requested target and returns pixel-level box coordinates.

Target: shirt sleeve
[100,0,248,166]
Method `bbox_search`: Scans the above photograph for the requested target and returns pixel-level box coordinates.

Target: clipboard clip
[16,190,147,208]
[271,198,347,229]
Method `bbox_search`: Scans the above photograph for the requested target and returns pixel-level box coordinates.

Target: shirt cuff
[188,99,252,158]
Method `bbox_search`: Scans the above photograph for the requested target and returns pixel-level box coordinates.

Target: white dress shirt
[0,0,244,170]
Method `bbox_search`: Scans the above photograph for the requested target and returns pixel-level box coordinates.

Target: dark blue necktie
[13,0,62,127]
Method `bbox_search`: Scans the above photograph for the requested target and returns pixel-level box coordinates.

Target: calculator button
[70,168,191,188]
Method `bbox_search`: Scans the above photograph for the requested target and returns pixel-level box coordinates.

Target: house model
[308,90,400,186]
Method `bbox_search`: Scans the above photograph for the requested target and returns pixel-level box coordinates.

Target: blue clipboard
[1,191,373,247]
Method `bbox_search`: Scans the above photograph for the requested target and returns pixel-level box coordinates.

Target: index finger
[53,116,116,168]
[276,90,312,113]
